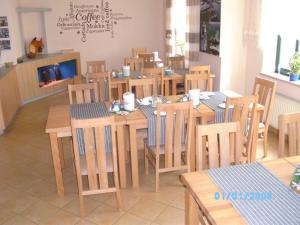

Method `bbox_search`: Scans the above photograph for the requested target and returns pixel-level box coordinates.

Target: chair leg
[79,195,85,217]
[115,189,123,211]
[70,138,76,174]
[144,144,149,175]
[263,131,268,157]
[155,171,160,192]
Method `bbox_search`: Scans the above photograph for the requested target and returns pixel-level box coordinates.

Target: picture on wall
[200,0,221,56]
[0,16,8,27]
[0,28,9,38]
[0,40,11,50]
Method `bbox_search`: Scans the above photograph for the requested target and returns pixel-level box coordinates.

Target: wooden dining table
[45,91,264,196]
[181,156,300,225]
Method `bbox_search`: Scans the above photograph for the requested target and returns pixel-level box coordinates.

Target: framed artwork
[0,40,11,50]
[0,28,9,38]
[200,0,221,56]
[0,16,8,27]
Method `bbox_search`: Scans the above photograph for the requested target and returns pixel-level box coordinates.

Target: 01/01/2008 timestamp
[214,192,273,201]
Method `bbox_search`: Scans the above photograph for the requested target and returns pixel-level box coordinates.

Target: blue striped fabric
[207,163,300,225]
[139,97,169,146]
[201,92,231,123]
[70,103,112,155]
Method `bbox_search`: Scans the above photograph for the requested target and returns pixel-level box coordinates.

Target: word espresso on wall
[57,1,132,42]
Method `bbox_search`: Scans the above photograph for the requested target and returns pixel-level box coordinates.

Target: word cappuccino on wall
[57,1,132,42]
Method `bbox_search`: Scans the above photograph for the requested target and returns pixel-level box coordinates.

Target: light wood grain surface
[181,157,298,225]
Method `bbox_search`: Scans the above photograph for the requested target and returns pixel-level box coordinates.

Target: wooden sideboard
[0,52,81,134]
[0,67,21,134]
[16,52,81,103]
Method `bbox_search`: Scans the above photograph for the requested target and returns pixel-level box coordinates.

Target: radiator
[270,94,300,129]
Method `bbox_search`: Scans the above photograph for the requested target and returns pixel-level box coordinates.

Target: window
[170,1,186,55]
[260,0,300,73]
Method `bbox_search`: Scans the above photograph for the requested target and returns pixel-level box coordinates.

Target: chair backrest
[225,95,258,162]
[156,101,193,170]
[86,72,111,101]
[184,73,212,92]
[129,77,157,99]
[138,53,155,68]
[141,68,164,95]
[132,47,147,57]
[71,116,119,192]
[166,56,185,69]
[252,77,277,126]
[196,122,242,170]
[86,60,106,74]
[190,65,210,74]
[278,112,300,157]
[124,57,143,72]
[68,83,99,104]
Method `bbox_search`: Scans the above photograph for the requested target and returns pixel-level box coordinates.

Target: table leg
[58,138,65,169]
[185,189,200,225]
[129,124,139,188]
[49,133,64,197]
[164,80,170,96]
[117,125,127,188]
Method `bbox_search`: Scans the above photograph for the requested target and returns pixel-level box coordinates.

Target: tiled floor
[0,92,279,225]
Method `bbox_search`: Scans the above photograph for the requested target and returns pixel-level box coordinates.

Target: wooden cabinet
[16,52,81,103]
[0,67,21,133]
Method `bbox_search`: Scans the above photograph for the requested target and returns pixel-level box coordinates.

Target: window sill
[259,72,300,102]
[260,72,300,87]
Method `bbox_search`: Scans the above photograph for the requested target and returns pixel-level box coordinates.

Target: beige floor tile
[128,198,167,221]
[85,204,123,225]
[21,200,60,224]
[1,215,37,225]
[0,208,15,224]
[75,219,97,225]
[41,210,81,225]
[63,198,101,217]
[1,194,39,214]
[154,206,184,225]
[113,213,151,225]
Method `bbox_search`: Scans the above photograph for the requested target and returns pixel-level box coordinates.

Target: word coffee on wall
[57,1,132,42]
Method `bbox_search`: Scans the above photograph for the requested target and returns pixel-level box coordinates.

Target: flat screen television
[37,59,77,88]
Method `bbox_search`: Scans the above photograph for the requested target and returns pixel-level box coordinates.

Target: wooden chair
[86,60,106,74]
[132,47,147,58]
[166,56,185,69]
[278,112,300,157]
[144,101,193,191]
[138,53,155,68]
[189,65,210,74]
[196,122,242,170]
[184,74,212,92]
[68,83,99,104]
[252,77,277,157]
[71,116,122,216]
[86,72,111,101]
[141,68,164,95]
[225,95,259,163]
[124,57,143,72]
[129,77,157,99]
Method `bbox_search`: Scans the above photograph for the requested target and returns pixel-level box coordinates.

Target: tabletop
[181,157,299,225]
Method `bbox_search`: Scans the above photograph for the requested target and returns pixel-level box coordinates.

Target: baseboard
[21,88,67,105]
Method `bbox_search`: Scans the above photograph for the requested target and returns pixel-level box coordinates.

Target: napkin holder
[123,66,130,77]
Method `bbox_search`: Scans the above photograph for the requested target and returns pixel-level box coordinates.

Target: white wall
[0,0,22,63]
[219,0,247,94]
[15,0,165,73]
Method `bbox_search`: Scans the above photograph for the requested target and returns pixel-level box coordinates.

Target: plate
[200,92,215,96]
[218,103,234,109]
[199,95,210,100]
[140,96,152,105]
[116,111,129,115]
[153,110,167,116]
